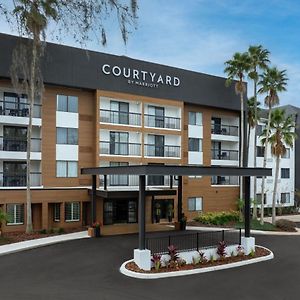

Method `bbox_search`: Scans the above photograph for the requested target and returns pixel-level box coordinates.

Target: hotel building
[0,33,242,234]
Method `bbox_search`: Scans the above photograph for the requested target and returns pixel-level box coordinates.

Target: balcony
[211,149,238,160]
[0,172,42,187]
[100,109,141,126]
[211,124,238,136]
[99,174,177,188]
[0,101,42,118]
[144,114,180,130]
[211,176,239,186]
[144,144,180,158]
[0,137,41,152]
[99,141,141,156]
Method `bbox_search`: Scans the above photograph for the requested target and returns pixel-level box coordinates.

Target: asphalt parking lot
[0,232,298,300]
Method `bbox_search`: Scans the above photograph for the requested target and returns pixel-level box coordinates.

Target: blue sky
[1,0,300,106]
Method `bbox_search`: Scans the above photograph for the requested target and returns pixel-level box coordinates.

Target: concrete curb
[0,231,89,256]
[120,245,274,279]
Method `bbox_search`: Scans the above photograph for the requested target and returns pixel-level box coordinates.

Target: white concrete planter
[120,245,274,279]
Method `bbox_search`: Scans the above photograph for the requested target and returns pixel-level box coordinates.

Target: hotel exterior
[0,33,243,234]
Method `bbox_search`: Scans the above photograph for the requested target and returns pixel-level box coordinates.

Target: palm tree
[260,109,296,224]
[258,67,288,225]
[224,52,251,200]
[247,97,261,219]
[247,45,270,218]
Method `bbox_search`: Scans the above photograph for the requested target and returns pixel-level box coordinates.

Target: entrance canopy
[81,165,272,177]
[81,165,272,250]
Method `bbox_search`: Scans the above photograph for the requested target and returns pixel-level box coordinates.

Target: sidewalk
[0,231,89,256]
[264,214,300,223]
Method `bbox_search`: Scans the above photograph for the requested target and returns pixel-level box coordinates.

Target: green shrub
[58,227,65,234]
[194,211,239,226]
[39,229,47,234]
[275,219,297,232]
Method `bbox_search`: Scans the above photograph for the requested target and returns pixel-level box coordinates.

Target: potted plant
[180,213,187,230]
[155,203,161,223]
[167,204,173,222]
[88,221,102,237]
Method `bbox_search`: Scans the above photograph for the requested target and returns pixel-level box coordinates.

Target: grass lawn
[236,219,277,231]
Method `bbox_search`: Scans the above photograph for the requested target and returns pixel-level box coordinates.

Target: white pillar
[134,249,151,271]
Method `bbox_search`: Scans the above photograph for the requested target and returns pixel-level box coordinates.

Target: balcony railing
[211,149,239,161]
[0,101,42,118]
[211,176,239,185]
[0,137,41,152]
[0,172,42,187]
[99,141,141,156]
[144,114,181,130]
[144,144,180,158]
[100,109,141,126]
[99,175,177,187]
[211,124,238,136]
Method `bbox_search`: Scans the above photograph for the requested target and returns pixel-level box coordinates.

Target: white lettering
[149,72,156,82]
[112,66,121,77]
[166,75,172,85]
[174,77,180,86]
[123,68,131,78]
[157,75,164,84]
[102,64,111,75]
[141,70,147,81]
[133,69,139,80]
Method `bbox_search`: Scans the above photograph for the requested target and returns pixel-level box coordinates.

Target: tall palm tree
[224,52,251,200]
[247,97,261,219]
[247,45,270,218]
[261,109,296,224]
[258,67,288,225]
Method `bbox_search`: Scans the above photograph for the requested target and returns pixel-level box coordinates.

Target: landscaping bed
[0,227,86,245]
[125,246,270,274]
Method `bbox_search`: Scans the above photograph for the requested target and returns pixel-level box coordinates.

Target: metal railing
[211,149,239,161]
[211,124,238,136]
[99,141,141,156]
[0,172,42,187]
[144,144,180,158]
[100,109,141,126]
[146,229,242,255]
[144,114,181,130]
[99,175,178,187]
[0,100,42,118]
[0,137,41,152]
[211,176,239,185]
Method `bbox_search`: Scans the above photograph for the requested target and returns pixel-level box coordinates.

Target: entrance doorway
[152,199,174,223]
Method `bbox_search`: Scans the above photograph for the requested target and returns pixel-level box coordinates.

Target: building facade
[0,33,242,234]
[248,105,299,210]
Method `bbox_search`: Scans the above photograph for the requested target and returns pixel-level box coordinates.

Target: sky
[1,0,300,107]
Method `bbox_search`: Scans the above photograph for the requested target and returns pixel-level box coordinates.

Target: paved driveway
[0,233,298,300]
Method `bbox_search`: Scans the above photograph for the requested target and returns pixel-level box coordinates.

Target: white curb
[0,231,89,256]
[120,245,274,279]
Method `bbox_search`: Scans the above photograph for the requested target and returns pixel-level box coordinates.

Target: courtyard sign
[101,64,181,89]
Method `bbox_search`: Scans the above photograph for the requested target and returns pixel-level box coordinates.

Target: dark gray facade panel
[0,33,242,111]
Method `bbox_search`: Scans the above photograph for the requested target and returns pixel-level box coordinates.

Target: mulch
[0,227,86,244]
[125,246,270,274]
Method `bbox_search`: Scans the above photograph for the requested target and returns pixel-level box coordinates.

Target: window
[110,101,129,124]
[189,112,202,126]
[256,194,266,205]
[282,148,290,159]
[256,146,265,157]
[188,197,203,211]
[65,202,80,222]
[109,131,129,155]
[57,128,78,145]
[109,162,129,186]
[56,161,78,177]
[281,193,290,204]
[188,138,202,152]
[6,204,24,225]
[281,168,290,179]
[257,125,264,136]
[148,105,165,128]
[53,203,60,222]
[57,95,78,113]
